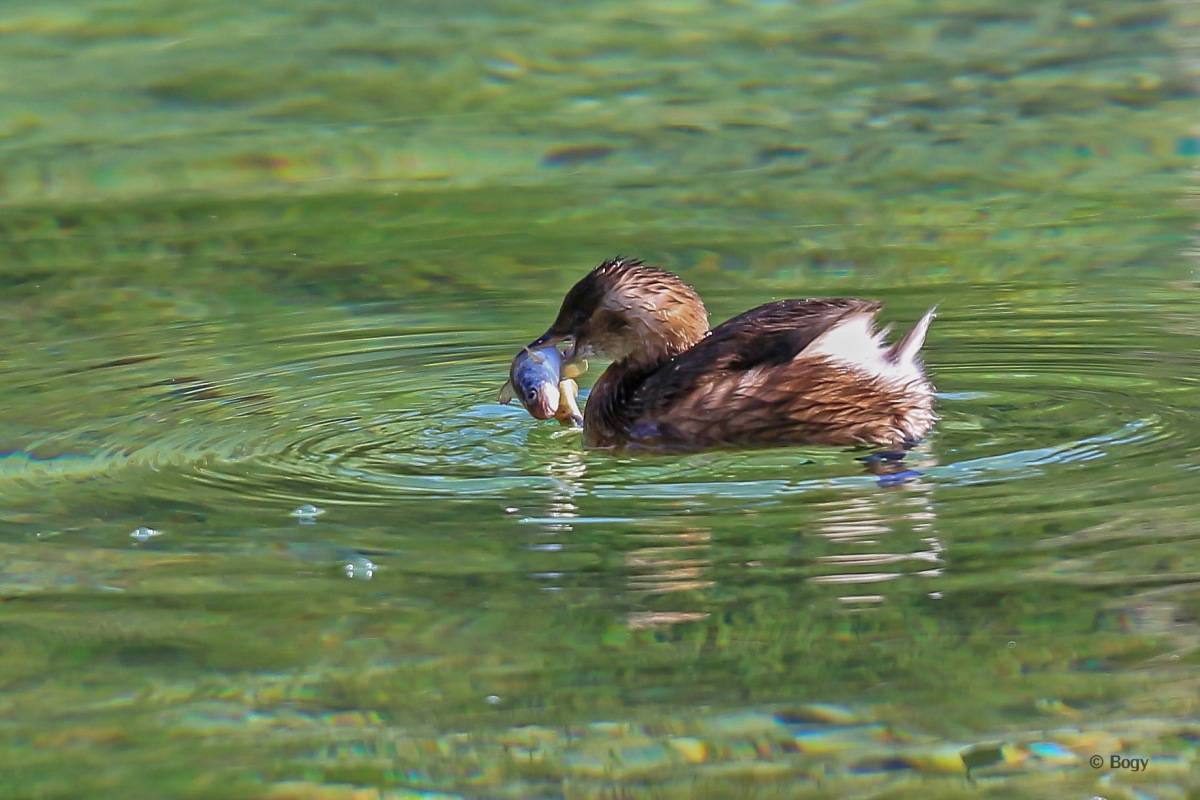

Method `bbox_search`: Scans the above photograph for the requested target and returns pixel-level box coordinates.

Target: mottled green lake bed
[1,0,1199,798]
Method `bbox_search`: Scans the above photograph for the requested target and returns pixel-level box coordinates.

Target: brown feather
[541,259,935,450]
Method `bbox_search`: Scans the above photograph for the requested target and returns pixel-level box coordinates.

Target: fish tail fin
[498,380,515,404]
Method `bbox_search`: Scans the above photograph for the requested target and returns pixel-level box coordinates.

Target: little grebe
[528,257,936,449]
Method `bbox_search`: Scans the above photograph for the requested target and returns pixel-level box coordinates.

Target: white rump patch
[803,307,936,386]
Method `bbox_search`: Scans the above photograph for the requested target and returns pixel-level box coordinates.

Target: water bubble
[1007,641,1017,649]
[130,527,160,542]
[344,557,375,580]
[291,504,325,523]
[485,695,500,705]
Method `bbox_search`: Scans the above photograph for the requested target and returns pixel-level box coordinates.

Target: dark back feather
[633,298,881,413]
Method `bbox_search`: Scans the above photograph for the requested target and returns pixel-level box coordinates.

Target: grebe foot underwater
[526,257,937,450]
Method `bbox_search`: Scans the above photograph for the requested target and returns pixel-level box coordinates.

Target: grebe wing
[634,298,881,410]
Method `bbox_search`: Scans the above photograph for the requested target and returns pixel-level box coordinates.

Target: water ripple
[0,294,1195,535]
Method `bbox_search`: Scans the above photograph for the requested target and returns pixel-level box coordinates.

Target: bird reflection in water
[518,448,943,625]
[518,452,713,631]
[624,527,713,631]
[808,449,943,608]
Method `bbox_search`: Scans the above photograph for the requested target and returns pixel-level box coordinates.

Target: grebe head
[530,257,709,364]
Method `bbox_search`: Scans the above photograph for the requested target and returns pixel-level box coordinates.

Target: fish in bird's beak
[498,337,588,425]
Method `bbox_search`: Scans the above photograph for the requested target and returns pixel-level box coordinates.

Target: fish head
[517,375,560,419]
[509,346,563,420]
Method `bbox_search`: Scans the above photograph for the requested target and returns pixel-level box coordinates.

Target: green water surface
[1,0,1199,798]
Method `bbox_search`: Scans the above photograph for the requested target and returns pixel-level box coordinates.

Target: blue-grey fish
[499,345,585,425]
